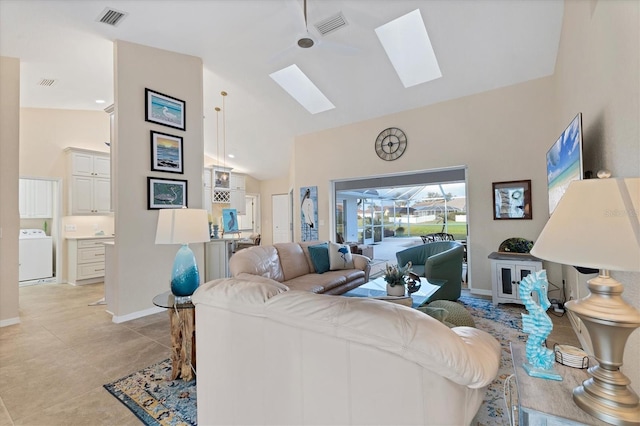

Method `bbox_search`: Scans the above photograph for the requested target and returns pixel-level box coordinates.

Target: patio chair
[395,241,464,302]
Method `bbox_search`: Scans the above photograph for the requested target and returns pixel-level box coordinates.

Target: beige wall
[19,108,109,179]
[0,56,20,326]
[292,76,557,294]
[111,40,204,319]
[554,0,639,392]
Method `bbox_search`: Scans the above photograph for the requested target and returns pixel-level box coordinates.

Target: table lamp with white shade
[530,177,640,425]
[155,208,210,302]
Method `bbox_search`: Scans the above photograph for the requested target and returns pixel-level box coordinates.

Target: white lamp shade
[530,177,640,272]
[155,208,210,245]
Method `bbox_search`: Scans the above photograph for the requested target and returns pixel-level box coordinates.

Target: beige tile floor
[0,283,170,426]
[0,281,579,426]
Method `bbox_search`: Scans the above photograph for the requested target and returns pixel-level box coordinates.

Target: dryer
[19,229,53,282]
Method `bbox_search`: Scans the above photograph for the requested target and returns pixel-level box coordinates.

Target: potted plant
[395,226,405,237]
[383,261,412,296]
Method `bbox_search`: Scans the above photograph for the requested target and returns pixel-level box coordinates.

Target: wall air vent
[97,7,128,26]
[314,12,348,36]
[38,78,56,87]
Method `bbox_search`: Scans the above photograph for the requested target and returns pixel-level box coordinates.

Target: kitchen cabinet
[67,237,114,285]
[66,148,111,215]
[211,168,246,215]
[489,252,543,305]
[229,174,246,214]
[204,167,213,215]
[19,178,53,218]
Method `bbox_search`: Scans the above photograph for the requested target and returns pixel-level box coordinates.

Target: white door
[272,193,291,244]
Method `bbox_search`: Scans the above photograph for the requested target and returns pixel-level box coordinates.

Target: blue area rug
[103,359,197,426]
[459,294,527,426]
[104,294,525,426]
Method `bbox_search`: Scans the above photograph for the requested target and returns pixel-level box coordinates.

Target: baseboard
[469,288,492,297]
[111,305,165,324]
[0,317,20,327]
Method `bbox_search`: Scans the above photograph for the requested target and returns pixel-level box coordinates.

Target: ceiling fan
[297,0,315,49]
[269,0,358,64]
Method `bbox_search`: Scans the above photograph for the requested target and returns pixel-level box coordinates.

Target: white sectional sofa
[192,277,502,425]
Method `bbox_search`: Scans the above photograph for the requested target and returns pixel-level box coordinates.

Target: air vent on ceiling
[38,78,56,87]
[97,7,128,27]
[314,12,348,36]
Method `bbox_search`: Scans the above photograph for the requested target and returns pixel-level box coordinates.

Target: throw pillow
[328,241,354,270]
[308,243,330,274]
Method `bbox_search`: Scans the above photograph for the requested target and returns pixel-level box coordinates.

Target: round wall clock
[375,127,407,161]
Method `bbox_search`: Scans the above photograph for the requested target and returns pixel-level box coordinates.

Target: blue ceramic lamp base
[170,244,200,303]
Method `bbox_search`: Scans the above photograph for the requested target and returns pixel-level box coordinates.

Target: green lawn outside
[391,223,467,240]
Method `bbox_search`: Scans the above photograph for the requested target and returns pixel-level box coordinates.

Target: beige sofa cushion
[274,242,311,281]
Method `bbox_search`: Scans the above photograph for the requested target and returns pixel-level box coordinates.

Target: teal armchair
[395,241,464,302]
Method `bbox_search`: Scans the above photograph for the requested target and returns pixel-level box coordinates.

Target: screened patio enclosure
[333,168,468,246]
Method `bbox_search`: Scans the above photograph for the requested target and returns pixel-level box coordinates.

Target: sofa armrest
[352,253,371,281]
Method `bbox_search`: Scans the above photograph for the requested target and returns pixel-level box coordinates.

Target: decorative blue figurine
[519,270,562,381]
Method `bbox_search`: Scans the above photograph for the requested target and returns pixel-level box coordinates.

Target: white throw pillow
[328,242,354,270]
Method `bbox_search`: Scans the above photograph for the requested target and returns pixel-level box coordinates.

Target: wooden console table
[510,343,609,425]
[153,291,196,381]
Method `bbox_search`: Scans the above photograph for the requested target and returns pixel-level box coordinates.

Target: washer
[19,229,53,282]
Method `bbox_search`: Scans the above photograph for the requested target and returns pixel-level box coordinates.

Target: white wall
[111,40,204,319]
[292,76,557,295]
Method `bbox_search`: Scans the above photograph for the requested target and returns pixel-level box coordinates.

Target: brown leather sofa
[228,241,371,294]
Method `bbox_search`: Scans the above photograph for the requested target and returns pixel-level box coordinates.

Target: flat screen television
[546,113,584,215]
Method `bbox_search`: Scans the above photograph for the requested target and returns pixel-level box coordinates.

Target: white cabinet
[67,238,113,285]
[489,252,543,305]
[229,174,246,214]
[205,240,235,281]
[70,151,110,177]
[19,178,53,218]
[66,148,111,215]
[211,168,246,215]
[204,167,213,215]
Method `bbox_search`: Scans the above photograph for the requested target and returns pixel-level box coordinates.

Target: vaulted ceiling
[0,0,564,180]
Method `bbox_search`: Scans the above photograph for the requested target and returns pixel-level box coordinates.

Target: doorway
[272,193,292,243]
[332,166,470,286]
[18,176,63,285]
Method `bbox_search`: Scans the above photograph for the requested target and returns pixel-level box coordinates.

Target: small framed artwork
[145,88,186,131]
[150,131,183,174]
[493,180,532,220]
[148,177,188,209]
[222,208,239,233]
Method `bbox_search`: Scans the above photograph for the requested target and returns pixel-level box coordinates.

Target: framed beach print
[222,208,239,233]
[145,88,186,131]
[148,177,188,209]
[492,180,532,220]
[150,131,183,174]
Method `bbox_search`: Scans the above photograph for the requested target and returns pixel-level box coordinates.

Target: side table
[510,342,609,425]
[153,291,196,381]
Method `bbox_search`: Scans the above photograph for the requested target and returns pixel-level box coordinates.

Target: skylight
[375,9,442,88]
[269,65,335,114]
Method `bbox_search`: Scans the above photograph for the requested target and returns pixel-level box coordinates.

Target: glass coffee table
[342,276,446,308]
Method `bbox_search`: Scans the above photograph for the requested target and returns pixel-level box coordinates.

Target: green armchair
[395,241,464,302]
